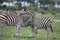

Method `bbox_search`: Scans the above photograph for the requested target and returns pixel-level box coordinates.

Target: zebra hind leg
[45,27,50,39]
[0,27,3,36]
[14,22,21,37]
[0,23,4,36]
[49,25,53,32]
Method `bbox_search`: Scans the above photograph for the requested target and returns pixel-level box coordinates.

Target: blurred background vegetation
[0,0,60,14]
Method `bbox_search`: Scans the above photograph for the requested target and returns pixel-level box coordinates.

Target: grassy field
[0,14,60,40]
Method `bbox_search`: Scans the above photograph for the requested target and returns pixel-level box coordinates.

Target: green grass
[0,14,60,40]
[0,22,60,40]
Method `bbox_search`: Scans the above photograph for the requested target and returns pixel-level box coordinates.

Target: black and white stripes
[0,10,53,38]
[0,10,20,36]
[34,16,53,31]
[0,11,18,25]
[30,16,53,38]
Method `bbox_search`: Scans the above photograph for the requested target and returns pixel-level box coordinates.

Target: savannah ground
[0,14,60,40]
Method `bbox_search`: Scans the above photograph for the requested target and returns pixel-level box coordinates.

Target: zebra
[18,10,35,36]
[0,10,24,37]
[18,9,53,38]
[0,9,36,37]
[30,16,53,38]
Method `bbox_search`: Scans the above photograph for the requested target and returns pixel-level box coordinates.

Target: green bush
[0,5,3,9]
[4,6,22,10]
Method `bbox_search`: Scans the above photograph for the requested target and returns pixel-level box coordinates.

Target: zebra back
[34,16,53,30]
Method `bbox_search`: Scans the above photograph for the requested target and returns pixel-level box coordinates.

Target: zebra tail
[50,26,53,32]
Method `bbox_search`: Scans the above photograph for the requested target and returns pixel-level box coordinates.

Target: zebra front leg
[14,22,21,37]
[45,27,50,39]
[29,26,38,37]
[33,26,38,37]
[29,27,34,37]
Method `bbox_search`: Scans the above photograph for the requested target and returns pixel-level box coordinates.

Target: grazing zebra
[0,10,23,37]
[30,16,53,38]
[19,9,53,38]
[0,9,36,37]
[18,11,35,36]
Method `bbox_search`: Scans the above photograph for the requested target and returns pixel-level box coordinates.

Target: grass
[0,14,60,40]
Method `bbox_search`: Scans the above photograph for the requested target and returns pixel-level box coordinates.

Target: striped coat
[19,9,36,27]
[32,16,53,38]
[0,10,35,37]
[0,11,18,25]
[34,17,53,30]
[0,10,23,36]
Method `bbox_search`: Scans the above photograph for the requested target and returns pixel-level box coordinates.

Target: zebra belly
[6,20,18,26]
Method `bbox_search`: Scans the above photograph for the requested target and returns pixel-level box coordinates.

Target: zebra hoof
[0,35,2,36]
[29,36,36,38]
[0,34,3,36]
[0,35,3,37]
[14,33,19,37]
[13,35,18,37]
